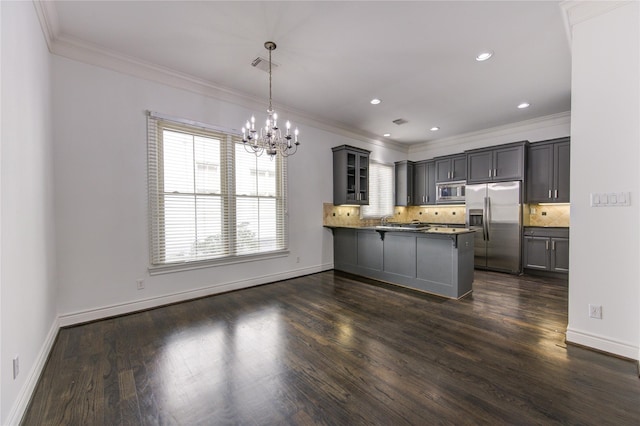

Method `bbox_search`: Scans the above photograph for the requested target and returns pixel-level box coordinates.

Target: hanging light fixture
[242,41,300,158]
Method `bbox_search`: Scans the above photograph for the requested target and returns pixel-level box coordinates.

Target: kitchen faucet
[381,215,393,225]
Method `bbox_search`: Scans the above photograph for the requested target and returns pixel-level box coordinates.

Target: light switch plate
[591,192,631,207]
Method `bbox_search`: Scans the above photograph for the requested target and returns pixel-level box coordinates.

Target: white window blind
[147,112,288,268]
[361,161,394,219]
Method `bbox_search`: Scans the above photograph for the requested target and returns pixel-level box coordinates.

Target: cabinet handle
[548,190,552,199]
[488,169,492,178]
[552,240,556,250]
[494,168,497,177]
[407,195,410,204]
[545,240,549,250]
[554,189,558,198]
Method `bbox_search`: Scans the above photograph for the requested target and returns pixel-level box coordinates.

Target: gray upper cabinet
[332,145,370,205]
[395,160,415,206]
[435,154,466,182]
[527,137,570,203]
[466,141,527,184]
[413,160,436,205]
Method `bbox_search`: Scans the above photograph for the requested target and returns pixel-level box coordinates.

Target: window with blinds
[361,161,394,219]
[147,112,288,269]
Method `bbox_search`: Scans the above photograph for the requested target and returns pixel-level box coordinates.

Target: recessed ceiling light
[517,102,531,109]
[383,133,391,137]
[370,98,381,105]
[475,51,493,61]
[430,126,440,131]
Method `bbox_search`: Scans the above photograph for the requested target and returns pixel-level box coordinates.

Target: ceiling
[42,1,572,145]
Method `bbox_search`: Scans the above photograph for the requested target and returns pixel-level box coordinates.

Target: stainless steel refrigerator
[466,181,522,274]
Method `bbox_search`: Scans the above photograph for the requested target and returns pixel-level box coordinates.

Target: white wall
[565,1,640,359]
[52,55,407,324]
[1,2,59,423]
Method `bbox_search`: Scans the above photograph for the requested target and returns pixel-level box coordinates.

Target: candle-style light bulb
[250,115,255,130]
[286,121,291,135]
[294,127,299,142]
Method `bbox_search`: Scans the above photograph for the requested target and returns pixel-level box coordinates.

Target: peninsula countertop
[329,225,475,299]
[324,224,476,235]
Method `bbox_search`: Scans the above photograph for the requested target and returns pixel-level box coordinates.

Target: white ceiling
[43,1,571,145]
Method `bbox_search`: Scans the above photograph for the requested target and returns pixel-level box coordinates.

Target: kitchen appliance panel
[486,182,521,272]
[465,185,487,268]
[436,180,466,203]
[466,181,522,273]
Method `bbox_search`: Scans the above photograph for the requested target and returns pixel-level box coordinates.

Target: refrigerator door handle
[485,196,491,241]
[482,196,489,241]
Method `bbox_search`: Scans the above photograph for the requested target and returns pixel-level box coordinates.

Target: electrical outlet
[136,279,145,290]
[589,304,602,319]
[13,356,19,379]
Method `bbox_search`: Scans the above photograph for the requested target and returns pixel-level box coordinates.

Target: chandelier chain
[268,46,273,112]
[241,41,300,158]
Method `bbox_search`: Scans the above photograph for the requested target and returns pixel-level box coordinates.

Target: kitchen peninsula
[326,224,475,299]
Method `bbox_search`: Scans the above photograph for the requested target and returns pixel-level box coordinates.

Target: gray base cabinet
[332,228,474,299]
[523,227,569,273]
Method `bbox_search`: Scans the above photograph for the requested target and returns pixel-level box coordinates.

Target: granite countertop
[424,227,476,234]
[324,224,476,235]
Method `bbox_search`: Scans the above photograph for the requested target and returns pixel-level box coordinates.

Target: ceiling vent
[392,118,408,125]
[251,57,279,73]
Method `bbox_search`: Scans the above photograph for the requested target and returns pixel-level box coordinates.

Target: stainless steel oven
[436,180,466,203]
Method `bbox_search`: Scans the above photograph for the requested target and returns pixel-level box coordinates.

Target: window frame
[147,111,289,275]
[360,160,395,220]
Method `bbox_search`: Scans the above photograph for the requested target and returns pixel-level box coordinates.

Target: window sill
[148,250,290,275]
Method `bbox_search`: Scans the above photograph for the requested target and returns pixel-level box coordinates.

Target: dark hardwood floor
[23,270,640,425]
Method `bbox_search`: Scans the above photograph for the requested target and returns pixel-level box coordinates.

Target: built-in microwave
[436,180,466,203]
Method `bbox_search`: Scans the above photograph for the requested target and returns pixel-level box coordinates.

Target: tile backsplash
[323,202,570,228]
[403,205,466,224]
[323,203,467,227]
[525,203,570,227]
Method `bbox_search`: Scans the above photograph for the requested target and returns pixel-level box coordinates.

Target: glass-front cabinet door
[332,145,370,205]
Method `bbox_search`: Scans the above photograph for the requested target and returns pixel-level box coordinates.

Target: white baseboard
[59,263,333,327]
[566,327,639,360]
[5,317,60,426]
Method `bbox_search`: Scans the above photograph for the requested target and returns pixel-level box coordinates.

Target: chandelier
[242,41,300,158]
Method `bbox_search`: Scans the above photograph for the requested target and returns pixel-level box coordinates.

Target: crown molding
[33,1,407,154]
[32,0,59,52]
[34,0,574,158]
[561,1,632,36]
[408,111,571,157]
[49,35,408,154]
